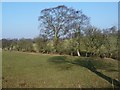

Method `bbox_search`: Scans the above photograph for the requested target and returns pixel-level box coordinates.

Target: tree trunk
[77,49,80,56]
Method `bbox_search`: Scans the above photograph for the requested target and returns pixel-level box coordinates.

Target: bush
[111,50,118,60]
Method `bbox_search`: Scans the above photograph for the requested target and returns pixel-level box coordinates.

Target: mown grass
[2,51,120,88]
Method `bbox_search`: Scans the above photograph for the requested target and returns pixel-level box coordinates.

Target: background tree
[10,39,18,51]
[108,26,118,59]
[34,35,48,53]
[0,39,1,48]
[2,39,13,50]
[17,38,33,52]
[83,26,105,56]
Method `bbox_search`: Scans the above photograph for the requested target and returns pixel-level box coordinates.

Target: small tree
[17,38,33,52]
[83,26,105,56]
[102,26,118,58]
[34,35,48,53]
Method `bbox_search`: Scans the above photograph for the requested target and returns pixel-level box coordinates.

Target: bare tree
[70,10,89,56]
[38,5,89,55]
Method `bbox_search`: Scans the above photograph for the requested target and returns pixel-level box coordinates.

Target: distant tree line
[1,5,118,60]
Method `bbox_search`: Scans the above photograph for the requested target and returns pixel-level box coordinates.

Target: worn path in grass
[2,51,120,88]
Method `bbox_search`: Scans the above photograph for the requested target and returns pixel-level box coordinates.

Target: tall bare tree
[38,5,89,55]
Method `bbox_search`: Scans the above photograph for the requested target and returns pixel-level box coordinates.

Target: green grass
[2,51,120,88]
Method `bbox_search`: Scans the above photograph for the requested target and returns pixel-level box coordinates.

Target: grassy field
[2,51,120,88]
